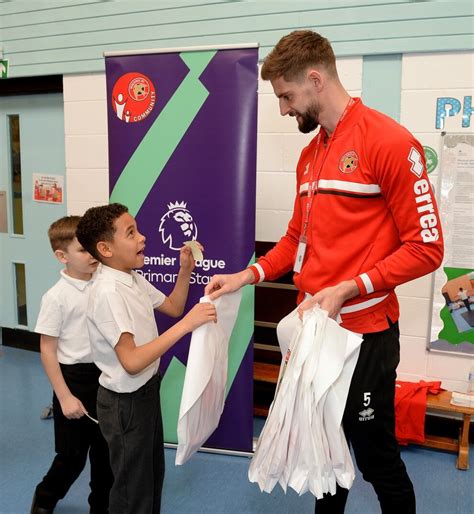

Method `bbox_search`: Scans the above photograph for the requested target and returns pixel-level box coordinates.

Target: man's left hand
[297,279,359,320]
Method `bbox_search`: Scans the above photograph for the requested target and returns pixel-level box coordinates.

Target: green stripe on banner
[110,50,216,215]
[226,276,255,395]
[161,356,186,443]
[162,254,256,443]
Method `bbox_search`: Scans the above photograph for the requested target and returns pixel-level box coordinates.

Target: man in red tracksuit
[205,30,444,513]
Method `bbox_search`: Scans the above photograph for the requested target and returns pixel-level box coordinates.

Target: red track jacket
[250,98,444,333]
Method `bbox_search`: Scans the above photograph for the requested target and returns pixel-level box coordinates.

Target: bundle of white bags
[248,307,363,499]
[175,291,242,465]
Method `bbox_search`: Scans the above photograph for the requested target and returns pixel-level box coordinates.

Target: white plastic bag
[176,290,242,465]
[249,307,363,498]
[249,310,316,493]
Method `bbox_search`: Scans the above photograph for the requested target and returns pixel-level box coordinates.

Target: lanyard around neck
[301,97,354,238]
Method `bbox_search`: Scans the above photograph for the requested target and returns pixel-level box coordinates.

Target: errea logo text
[414,179,439,243]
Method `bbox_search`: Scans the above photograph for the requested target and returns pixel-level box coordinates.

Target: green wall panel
[5,11,472,56]
[362,54,402,121]
[0,1,472,78]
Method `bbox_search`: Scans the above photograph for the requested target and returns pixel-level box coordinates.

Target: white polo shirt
[87,265,166,393]
[35,270,94,364]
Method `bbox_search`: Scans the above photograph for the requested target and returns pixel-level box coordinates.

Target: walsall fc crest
[339,150,359,174]
[111,72,156,123]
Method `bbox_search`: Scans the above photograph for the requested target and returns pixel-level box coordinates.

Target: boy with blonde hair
[31,216,113,514]
[76,203,216,514]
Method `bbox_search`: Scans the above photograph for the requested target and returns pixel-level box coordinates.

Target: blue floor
[0,345,473,514]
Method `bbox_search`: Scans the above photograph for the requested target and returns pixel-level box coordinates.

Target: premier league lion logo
[159,201,198,250]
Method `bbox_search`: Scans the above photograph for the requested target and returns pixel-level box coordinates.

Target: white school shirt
[35,270,94,364]
[87,265,166,393]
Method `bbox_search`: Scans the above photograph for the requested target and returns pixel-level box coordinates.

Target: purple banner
[105,46,258,451]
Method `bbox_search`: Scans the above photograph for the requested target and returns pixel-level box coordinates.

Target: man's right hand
[205,269,254,300]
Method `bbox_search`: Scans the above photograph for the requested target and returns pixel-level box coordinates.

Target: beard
[294,104,319,134]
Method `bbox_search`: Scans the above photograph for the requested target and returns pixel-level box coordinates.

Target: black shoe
[30,492,55,514]
[40,404,54,420]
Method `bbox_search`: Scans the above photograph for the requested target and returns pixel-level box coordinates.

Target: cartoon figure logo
[111,72,156,123]
[159,201,198,250]
[338,150,359,174]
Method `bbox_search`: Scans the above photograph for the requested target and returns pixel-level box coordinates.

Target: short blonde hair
[48,216,81,252]
[261,30,337,82]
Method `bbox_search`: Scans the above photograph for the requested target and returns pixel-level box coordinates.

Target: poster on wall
[430,133,474,355]
[32,173,63,204]
[104,44,258,453]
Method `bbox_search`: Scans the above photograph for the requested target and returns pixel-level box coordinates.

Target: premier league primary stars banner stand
[104,44,258,454]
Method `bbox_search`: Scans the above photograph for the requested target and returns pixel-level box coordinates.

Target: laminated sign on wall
[430,134,474,355]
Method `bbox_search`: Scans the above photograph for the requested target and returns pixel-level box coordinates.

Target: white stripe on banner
[104,43,259,57]
[359,273,374,294]
[340,294,389,314]
[318,179,381,194]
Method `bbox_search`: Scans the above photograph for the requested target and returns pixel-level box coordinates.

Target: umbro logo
[358,407,375,421]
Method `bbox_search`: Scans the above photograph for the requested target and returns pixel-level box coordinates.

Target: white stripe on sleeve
[359,273,374,294]
[254,263,265,283]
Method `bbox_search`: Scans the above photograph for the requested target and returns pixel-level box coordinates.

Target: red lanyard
[301,98,354,238]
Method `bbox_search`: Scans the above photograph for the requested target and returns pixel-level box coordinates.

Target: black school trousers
[97,372,165,514]
[34,363,113,513]
[315,320,416,514]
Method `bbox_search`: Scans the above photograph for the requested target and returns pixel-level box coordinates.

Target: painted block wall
[63,73,109,215]
[397,51,474,391]
[64,48,473,390]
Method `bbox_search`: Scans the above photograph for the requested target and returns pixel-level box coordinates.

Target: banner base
[165,442,254,458]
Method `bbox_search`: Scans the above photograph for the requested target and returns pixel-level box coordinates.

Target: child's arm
[40,335,87,419]
[157,245,197,317]
[115,301,216,375]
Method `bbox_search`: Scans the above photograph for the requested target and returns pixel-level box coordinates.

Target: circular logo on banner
[423,146,438,174]
[338,150,359,174]
[111,72,156,123]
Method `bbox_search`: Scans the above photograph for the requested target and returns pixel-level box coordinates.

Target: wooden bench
[254,362,280,384]
[253,241,297,417]
[253,364,473,470]
[423,390,473,470]
[253,362,280,417]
